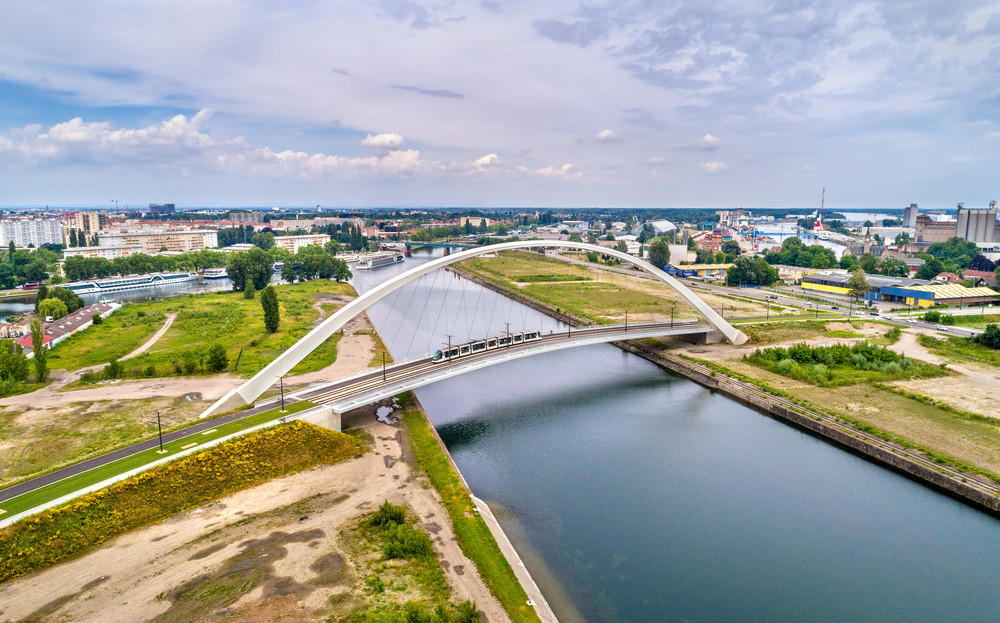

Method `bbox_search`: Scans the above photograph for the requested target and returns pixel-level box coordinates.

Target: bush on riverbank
[745,341,946,386]
[0,421,361,584]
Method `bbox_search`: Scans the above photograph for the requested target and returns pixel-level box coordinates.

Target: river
[350,248,1000,623]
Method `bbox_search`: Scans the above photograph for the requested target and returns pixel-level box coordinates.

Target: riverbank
[447,263,1000,517]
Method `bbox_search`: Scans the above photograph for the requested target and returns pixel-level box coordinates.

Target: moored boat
[65,272,197,294]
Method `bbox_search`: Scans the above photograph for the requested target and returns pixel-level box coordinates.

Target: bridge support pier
[404,245,411,257]
[675,330,725,345]
[286,405,342,431]
[443,247,450,256]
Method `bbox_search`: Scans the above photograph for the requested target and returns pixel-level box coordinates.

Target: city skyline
[1,1,998,209]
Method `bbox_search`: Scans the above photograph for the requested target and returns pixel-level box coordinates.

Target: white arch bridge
[201,240,747,418]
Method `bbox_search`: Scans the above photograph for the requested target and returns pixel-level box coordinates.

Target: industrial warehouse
[802,272,999,307]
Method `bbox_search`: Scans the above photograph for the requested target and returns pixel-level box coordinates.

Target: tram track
[297,321,707,406]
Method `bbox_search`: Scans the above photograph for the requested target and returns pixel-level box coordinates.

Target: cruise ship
[355,251,404,270]
[65,272,197,294]
[202,267,228,280]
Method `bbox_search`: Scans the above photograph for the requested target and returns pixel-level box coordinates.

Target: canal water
[351,249,1000,623]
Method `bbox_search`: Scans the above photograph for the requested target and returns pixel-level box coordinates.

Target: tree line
[62,249,229,282]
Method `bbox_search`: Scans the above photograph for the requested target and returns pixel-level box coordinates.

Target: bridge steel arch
[202,240,747,417]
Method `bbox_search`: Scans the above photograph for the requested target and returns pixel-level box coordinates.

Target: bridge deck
[289,321,714,413]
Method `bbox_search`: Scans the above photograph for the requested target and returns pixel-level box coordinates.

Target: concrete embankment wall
[450,263,1000,517]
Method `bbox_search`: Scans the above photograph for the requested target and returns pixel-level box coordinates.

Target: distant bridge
[202,240,747,418]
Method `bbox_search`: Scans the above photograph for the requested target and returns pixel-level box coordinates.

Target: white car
[936,325,949,331]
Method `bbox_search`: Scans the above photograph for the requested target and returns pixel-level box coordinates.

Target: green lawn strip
[0,401,315,518]
[401,406,540,623]
[0,420,361,585]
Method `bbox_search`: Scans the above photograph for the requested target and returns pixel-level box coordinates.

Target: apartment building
[98,230,219,254]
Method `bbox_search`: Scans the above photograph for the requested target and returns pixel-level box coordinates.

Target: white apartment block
[0,217,63,248]
[98,230,219,254]
[62,245,142,260]
[274,234,330,253]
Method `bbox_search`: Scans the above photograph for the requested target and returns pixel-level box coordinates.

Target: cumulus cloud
[699,133,720,148]
[535,163,582,179]
[678,133,721,150]
[595,129,622,143]
[473,153,499,168]
[361,132,405,149]
[700,161,730,173]
[0,110,433,179]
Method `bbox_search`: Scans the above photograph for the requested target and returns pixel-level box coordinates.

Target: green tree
[50,287,84,313]
[0,341,29,383]
[879,258,909,277]
[251,231,275,250]
[648,239,670,269]
[721,240,741,259]
[858,253,878,273]
[973,324,1000,350]
[261,285,280,333]
[915,258,944,280]
[33,283,48,312]
[30,319,46,382]
[226,247,272,292]
[243,279,256,300]
[7,240,14,260]
[847,268,870,302]
[206,344,229,372]
[38,298,68,320]
[69,229,78,247]
[614,240,628,253]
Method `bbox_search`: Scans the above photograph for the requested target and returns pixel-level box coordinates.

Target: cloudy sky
[1,1,998,209]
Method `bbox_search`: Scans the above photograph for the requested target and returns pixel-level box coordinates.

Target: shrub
[103,358,122,380]
[206,344,228,372]
[383,523,434,560]
[182,350,199,374]
[370,500,407,528]
[91,313,103,325]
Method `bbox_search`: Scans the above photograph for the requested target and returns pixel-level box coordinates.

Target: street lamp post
[155,411,164,453]
[382,352,386,382]
[280,376,285,412]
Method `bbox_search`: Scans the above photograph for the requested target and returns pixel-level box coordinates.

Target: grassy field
[735,320,898,345]
[918,334,1000,366]
[462,251,699,323]
[0,401,315,517]
[401,397,540,623]
[47,280,355,378]
[0,393,211,487]
[0,419,360,584]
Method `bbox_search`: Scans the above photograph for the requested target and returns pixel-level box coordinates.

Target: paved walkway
[121,313,176,361]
